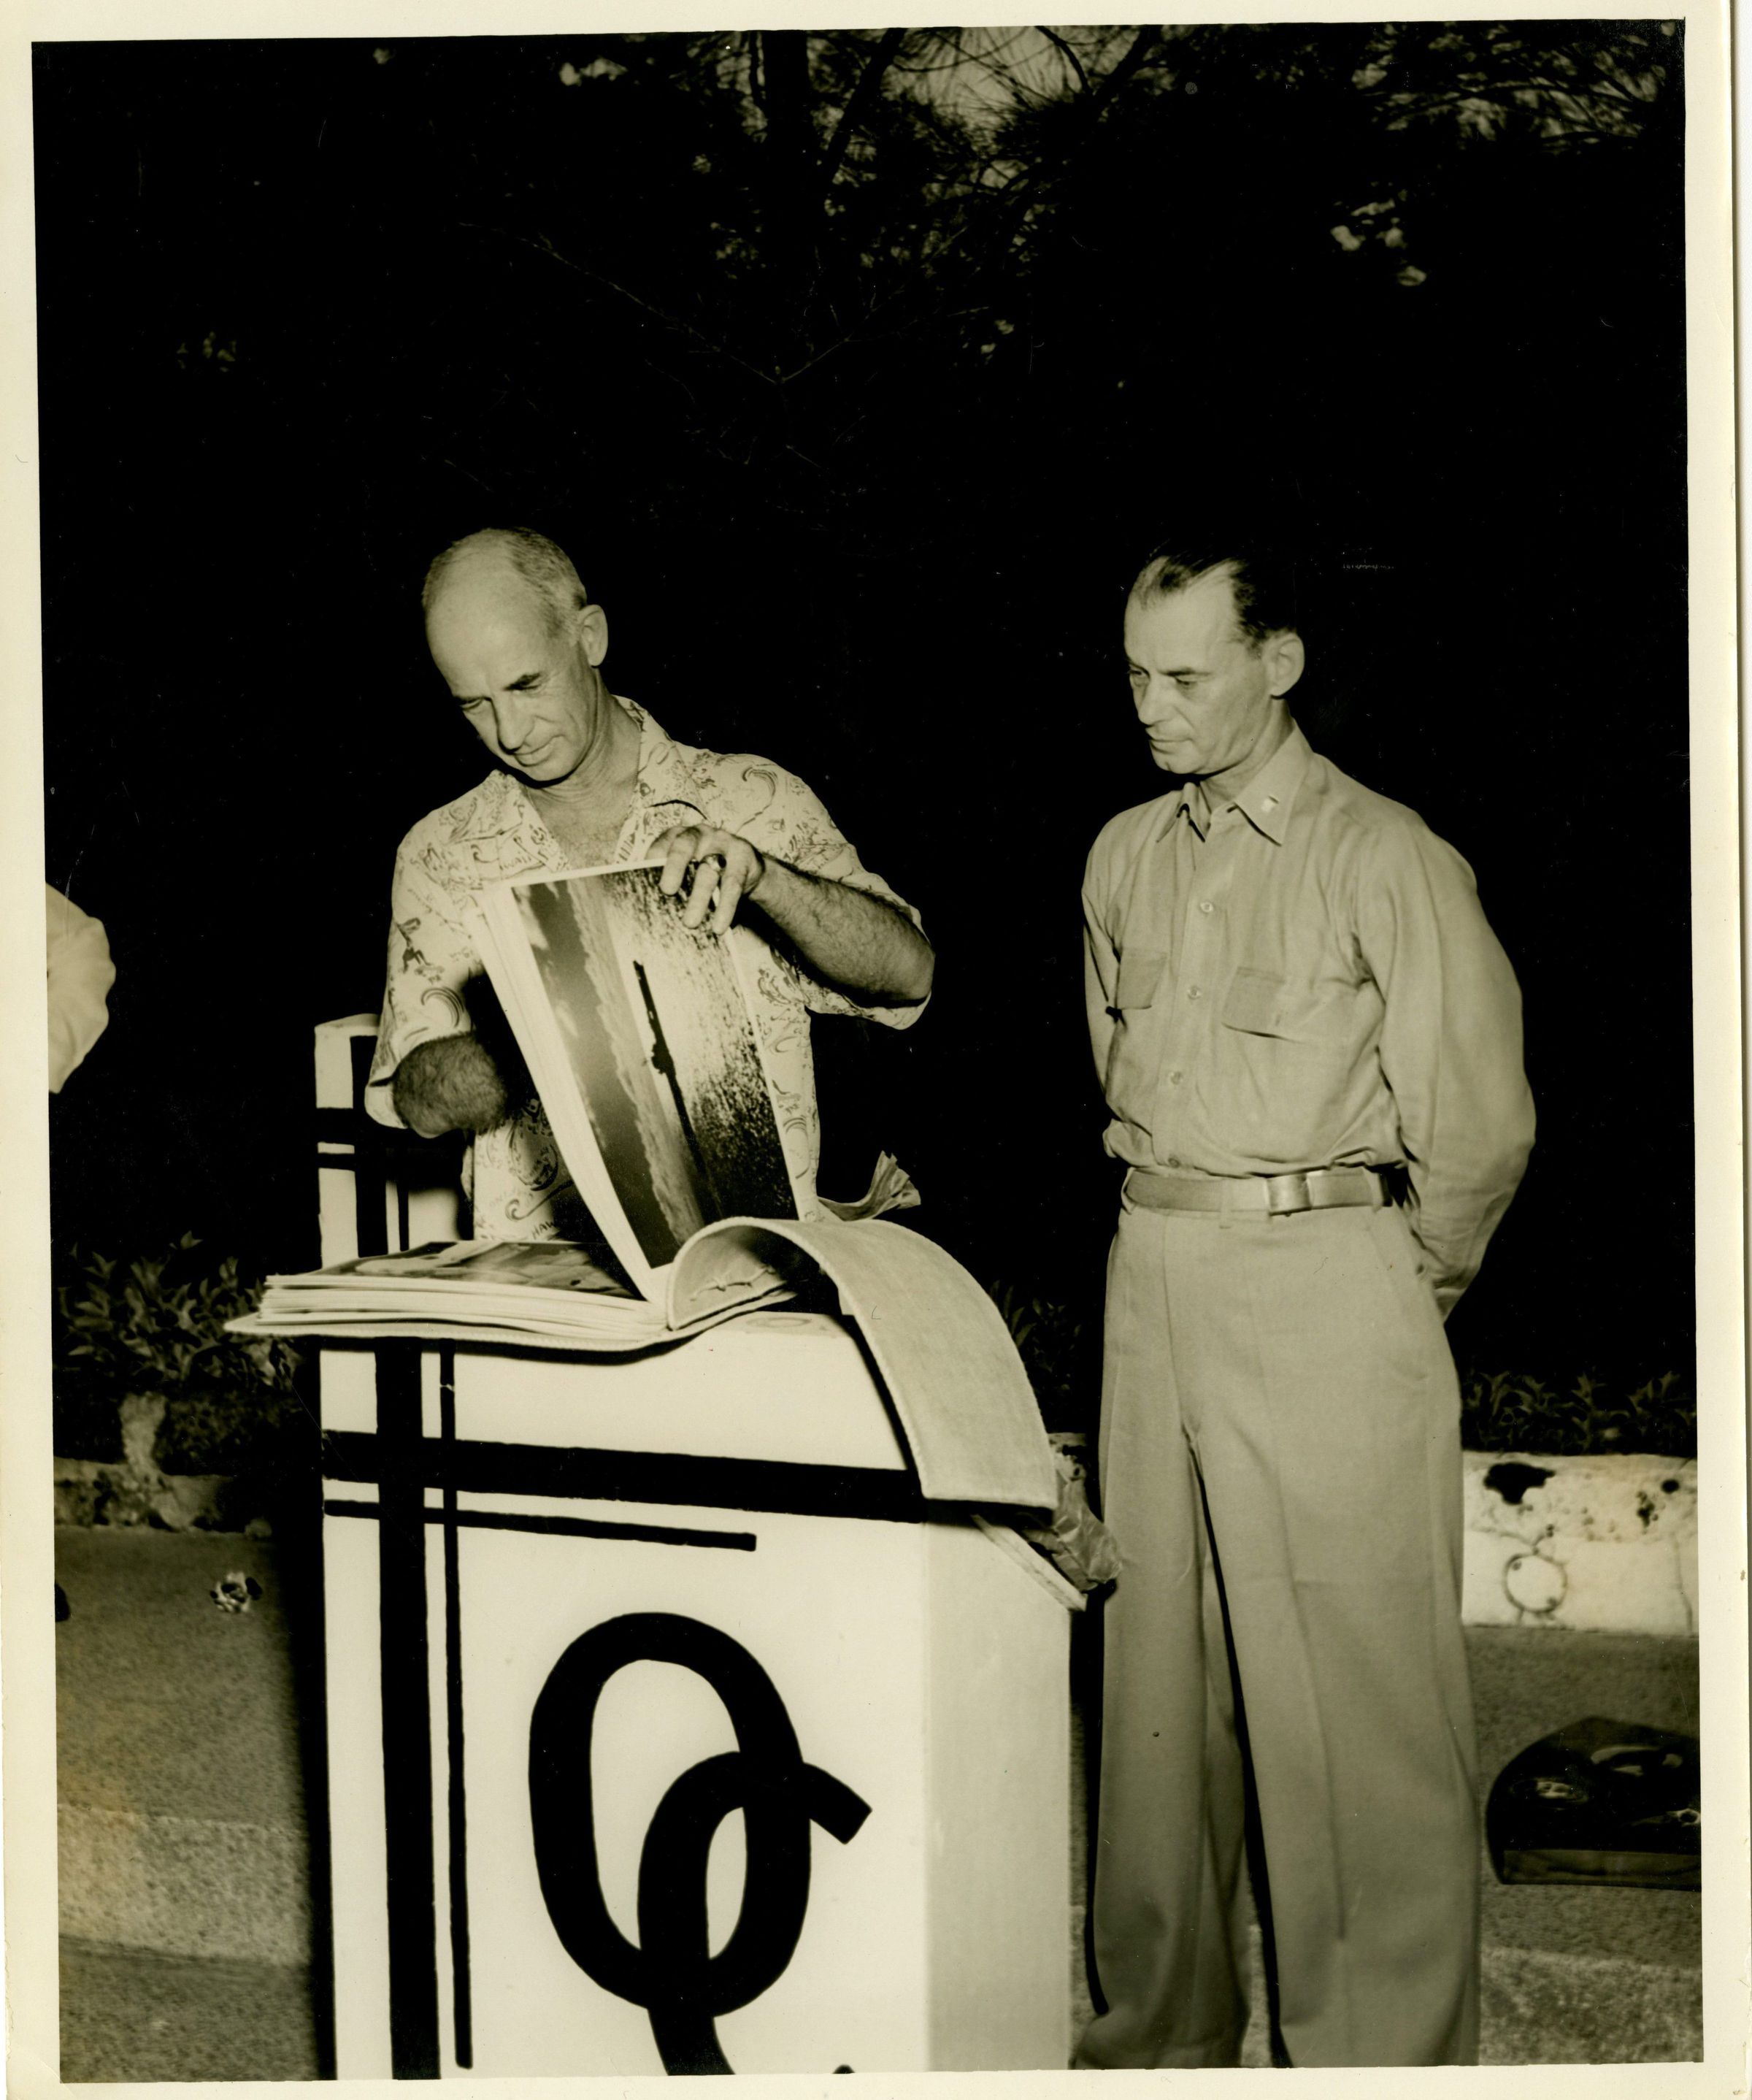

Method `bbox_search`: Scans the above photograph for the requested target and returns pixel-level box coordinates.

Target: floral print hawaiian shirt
[366,698,926,1240]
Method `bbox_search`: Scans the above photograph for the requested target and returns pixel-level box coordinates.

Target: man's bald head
[422,527,588,641]
[420,526,616,787]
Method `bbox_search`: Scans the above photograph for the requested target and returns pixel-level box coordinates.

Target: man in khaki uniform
[1075,540,1534,2069]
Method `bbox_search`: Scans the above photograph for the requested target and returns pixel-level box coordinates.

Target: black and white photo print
[1,10,1741,2096]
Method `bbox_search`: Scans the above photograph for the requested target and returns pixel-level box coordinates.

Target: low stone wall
[53,1384,310,1535]
[1053,1435,1695,1639]
[1461,1451,1697,1636]
[55,1407,1698,1640]
[53,1401,246,1530]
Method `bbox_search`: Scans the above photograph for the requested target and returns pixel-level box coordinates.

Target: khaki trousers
[1075,1193,1480,2069]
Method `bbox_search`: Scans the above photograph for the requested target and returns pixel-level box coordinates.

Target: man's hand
[654,824,767,937]
[391,1035,511,1138]
[652,823,933,1008]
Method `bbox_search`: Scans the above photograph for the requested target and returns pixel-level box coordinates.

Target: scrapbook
[240,860,912,1349]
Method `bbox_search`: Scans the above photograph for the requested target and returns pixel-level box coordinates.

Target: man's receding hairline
[422,553,538,623]
[1126,544,1298,649]
[1128,559,1262,648]
[422,526,588,636]
[1127,556,1245,615]
[1130,553,1240,594]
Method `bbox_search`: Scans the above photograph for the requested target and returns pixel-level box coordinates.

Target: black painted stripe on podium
[350,1030,377,1110]
[349,1035,396,1256]
[324,1432,925,1525]
[326,1499,759,1552]
[439,1350,474,2073]
[374,1345,440,2077]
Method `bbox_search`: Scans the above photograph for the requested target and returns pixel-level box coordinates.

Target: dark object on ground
[1486,1717,1699,1890]
[56,1582,70,1621]
[211,1571,264,1614]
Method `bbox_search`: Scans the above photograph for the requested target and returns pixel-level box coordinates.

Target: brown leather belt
[1125,1167,1391,1217]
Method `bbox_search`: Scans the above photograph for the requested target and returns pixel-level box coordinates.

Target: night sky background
[34,25,1690,1428]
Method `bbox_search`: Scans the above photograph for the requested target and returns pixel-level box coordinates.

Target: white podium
[312,1020,1075,2077]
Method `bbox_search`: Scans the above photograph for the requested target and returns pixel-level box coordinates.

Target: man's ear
[575,599,610,667]
[1265,629,1305,699]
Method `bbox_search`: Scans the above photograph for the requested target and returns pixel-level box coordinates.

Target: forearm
[391,1035,511,1138]
[1405,1138,1533,1316]
[1364,832,1535,1312]
[750,859,934,1006]
[1391,957,1536,1312]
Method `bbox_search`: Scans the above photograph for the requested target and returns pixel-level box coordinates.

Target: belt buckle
[1264,1171,1313,1216]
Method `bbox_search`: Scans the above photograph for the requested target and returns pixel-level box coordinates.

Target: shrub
[988,1281,1099,1431]
[53,1235,310,1478]
[985,1268,1698,1463]
[1459,1369,1695,1459]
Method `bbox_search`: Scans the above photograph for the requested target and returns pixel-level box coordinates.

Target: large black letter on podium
[529,1613,871,2074]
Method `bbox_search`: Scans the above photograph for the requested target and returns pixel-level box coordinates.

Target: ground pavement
[52,1525,1701,2079]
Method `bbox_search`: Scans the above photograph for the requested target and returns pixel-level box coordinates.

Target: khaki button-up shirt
[1083,724,1534,1313]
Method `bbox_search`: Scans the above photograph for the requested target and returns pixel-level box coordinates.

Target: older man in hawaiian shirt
[366,526,934,1240]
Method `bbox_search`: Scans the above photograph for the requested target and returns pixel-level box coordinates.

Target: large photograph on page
[501,862,796,1270]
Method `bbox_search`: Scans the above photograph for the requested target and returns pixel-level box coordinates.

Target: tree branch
[816,27,906,199]
[1040,28,1090,93]
[858,24,1162,332]
[745,28,766,116]
[461,222,779,390]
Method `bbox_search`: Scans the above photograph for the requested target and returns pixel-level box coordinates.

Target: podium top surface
[320,1292,1057,1514]
[313,1017,1058,1515]
[320,1311,922,1476]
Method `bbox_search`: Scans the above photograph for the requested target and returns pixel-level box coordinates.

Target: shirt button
[1167,1157,1182,1168]
[1198,900,1214,915]
[1187,986,1203,1001]
[1169,1070,1183,1085]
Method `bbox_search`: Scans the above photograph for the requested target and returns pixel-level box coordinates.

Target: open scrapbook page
[477,858,799,1295]
[244,860,842,1345]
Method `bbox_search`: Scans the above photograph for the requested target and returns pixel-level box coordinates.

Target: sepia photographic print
[1,4,1743,2096]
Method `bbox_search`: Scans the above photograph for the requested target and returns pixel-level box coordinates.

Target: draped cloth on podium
[671,1217,1059,1516]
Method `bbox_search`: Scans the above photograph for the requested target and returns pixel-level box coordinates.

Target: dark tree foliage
[36,26,1688,1416]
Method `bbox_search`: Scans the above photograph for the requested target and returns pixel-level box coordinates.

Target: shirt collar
[492,697,704,860]
[1177,776,1215,840]
[1226,723,1312,844]
[619,696,715,846]
[620,695,675,795]
[1169,721,1312,846]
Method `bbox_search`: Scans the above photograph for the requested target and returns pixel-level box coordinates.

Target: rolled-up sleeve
[364,835,480,1129]
[743,767,929,1032]
[1357,820,1536,1314]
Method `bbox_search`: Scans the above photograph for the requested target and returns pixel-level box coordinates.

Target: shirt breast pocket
[1219,967,1362,1153]
[1221,967,1353,1044]
[1104,948,1167,1109]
